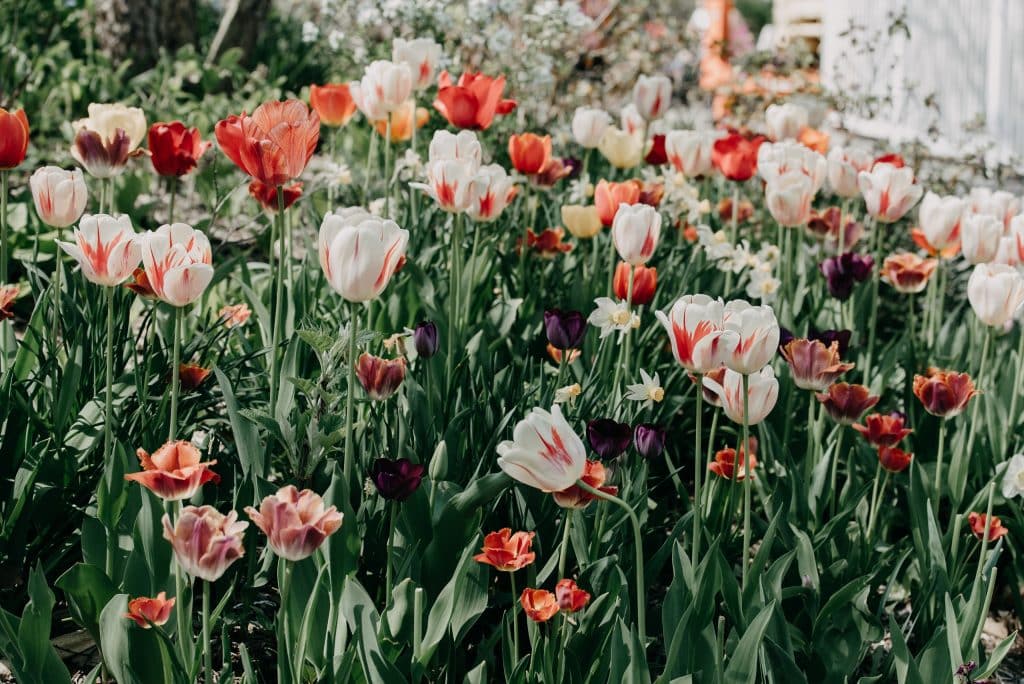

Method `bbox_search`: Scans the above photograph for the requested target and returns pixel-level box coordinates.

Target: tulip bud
[571,107,611,148]
[633,424,665,459]
[968,263,1024,327]
[665,130,714,177]
[429,440,448,482]
[0,108,30,170]
[765,170,813,227]
[162,506,247,581]
[858,163,922,223]
[413,320,439,358]
[543,309,587,350]
[30,166,88,228]
[57,214,141,287]
[611,203,661,265]
[508,133,552,175]
[350,60,413,120]
[827,146,872,198]
[245,486,342,561]
[356,353,407,400]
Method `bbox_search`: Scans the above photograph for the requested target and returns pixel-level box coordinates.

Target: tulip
[412,159,478,213]
[522,228,573,258]
[656,294,730,373]
[508,133,552,175]
[765,170,813,227]
[665,130,714,177]
[552,459,617,508]
[218,303,251,328]
[356,353,406,400]
[827,146,872,198]
[618,103,643,136]
[349,61,413,121]
[392,37,442,91]
[467,164,517,222]
[881,253,938,294]
[473,528,536,571]
[433,71,516,130]
[971,187,1021,230]
[872,153,905,168]
[372,100,429,141]
[798,127,829,154]
[913,192,964,256]
[137,223,214,307]
[712,132,764,182]
[765,102,808,141]
[572,107,612,148]
[709,438,758,480]
[369,457,425,501]
[533,157,574,187]
[703,366,778,426]
[961,213,1003,265]
[561,204,602,239]
[427,129,482,166]
[215,100,319,187]
[179,363,211,391]
[412,320,439,358]
[30,166,87,228]
[0,108,29,169]
[125,593,175,629]
[816,383,880,425]
[613,262,656,305]
[57,214,140,287]
[913,370,977,418]
[318,210,409,302]
[779,327,853,358]
[632,74,672,120]
[497,405,587,492]
[555,579,591,612]
[148,121,211,177]
[594,179,642,226]
[125,267,155,298]
[720,300,780,375]
[757,141,827,192]
[633,424,666,459]
[598,127,644,169]
[806,206,863,251]
[245,485,342,562]
[967,263,1024,327]
[74,103,146,151]
[249,180,302,213]
[644,135,668,167]
[309,83,358,127]
[162,505,248,582]
[520,588,559,622]
[0,284,17,320]
[820,252,874,301]
[853,412,913,448]
[544,309,587,350]
[124,440,219,501]
[877,445,913,473]
[586,418,633,459]
[1002,454,1024,499]
[781,339,854,391]
[968,512,1008,542]
[858,163,922,223]
[611,203,661,265]
[71,128,132,179]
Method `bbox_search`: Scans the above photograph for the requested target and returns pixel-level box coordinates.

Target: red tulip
[179,363,211,391]
[968,512,1008,542]
[355,353,407,400]
[433,71,516,130]
[913,369,977,418]
[878,445,913,473]
[853,412,912,448]
[712,131,764,181]
[613,262,657,305]
[124,592,175,628]
[474,528,535,571]
[125,440,219,502]
[0,108,29,169]
[248,180,302,213]
[555,579,591,612]
[215,100,319,187]
[816,383,879,425]
[148,121,211,177]
[644,134,668,165]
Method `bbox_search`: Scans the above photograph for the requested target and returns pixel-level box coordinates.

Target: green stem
[278,560,292,682]
[0,171,8,369]
[866,463,888,541]
[445,214,463,390]
[724,184,739,294]
[693,375,704,562]
[344,303,359,486]
[829,426,845,518]
[740,374,752,592]
[576,480,646,648]
[383,120,393,219]
[363,133,377,204]
[168,178,177,224]
[269,186,286,410]
[103,286,116,577]
[168,307,182,441]
[169,501,189,665]
[203,580,212,684]
[509,571,520,662]
[974,483,996,588]
[385,501,398,603]
[557,509,573,579]
[1010,324,1024,441]
[933,420,948,509]
[961,327,992,494]
[863,218,881,381]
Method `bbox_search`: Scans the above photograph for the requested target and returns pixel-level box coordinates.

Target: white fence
[818,0,1024,162]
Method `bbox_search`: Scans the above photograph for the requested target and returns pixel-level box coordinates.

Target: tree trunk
[92,0,198,71]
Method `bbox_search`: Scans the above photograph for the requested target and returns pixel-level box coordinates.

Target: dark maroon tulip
[370,458,425,501]
[645,134,668,166]
[544,309,587,350]
[413,320,439,358]
[561,156,582,179]
[820,252,874,301]
[587,418,633,459]
[633,424,666,459]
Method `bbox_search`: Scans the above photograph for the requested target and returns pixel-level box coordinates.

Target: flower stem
[103,286,116,577]
[866,464,888,541]
[278,560,292,682]
[509,571,520,661]
[445,213,463,390]
[576,480,646,648]
[383,121,393,219]
[168,307,182,442]
[974,482,996,589]
[385,500,398,603]
[933,419,948,509]
[557,509,573,579]
[829,426,845,518]
[269,186,286,410]
[740,374,752,592]
[863,217,881,381]
[1010,324,1024,442]
[168,177,177,224]
[0,171,8,370]
[960,327,992,502]
[724,184,739,294]
[693,375,704,562]
[344,303,359,486]
[202,580,213,684]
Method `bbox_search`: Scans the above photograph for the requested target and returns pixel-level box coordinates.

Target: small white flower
[625,369,664,407]
[588,297,636,338]
[368,197,386,215]
[301,21,320,44]
[554,383,582,404]
[1002,454,1024,498]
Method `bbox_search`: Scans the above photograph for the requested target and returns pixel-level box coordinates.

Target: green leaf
[723,600,775,684]
[55,563,116,644]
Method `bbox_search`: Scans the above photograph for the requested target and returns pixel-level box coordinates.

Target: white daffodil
[625,369,665,408]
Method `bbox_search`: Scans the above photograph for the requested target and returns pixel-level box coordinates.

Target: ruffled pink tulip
[162,506,248,582]
[125,440,219,501]
[245,485,343,562]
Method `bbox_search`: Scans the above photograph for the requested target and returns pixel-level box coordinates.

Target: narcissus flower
[820,252,874,301]
[125,440,219,501]
[215,100,320,187]
[712,132,764,182]
[30,167,87,228]
[780,339,854,391]
[665,130,714,177]
[162,506,248,582]
[878,446,913,473]
[318,210,409,302]
[554,383,582,404]
[633,74,672,121]
[561,205,602,239]
[1002,454,1024,498]
[552,459,617,508]
[656,294,730,374]
[587,418,633,459]
[858,163,922,223]
[544,309,587,351]
[720,300,780,375]
[765,102,808,141]
[356,353,407,400]
[370,457,425,501]
[703,367,779,426]
[179,363,211,391]
[57,214,141,287]
[248,180,302,213]
[125,593,175,629]
[913,370,977,418]
[392,37,442,91]
[881,253,938,294]
[309,83,358,127]
[709,437,758,480]
[148,121,211,177]
[520,588,559,622]
[433,71,516,130]
[555,579,591,612]
[967,263,1024,327]
[968,512,1008,542]
[508,133,552,175]
[218,303,251,328]
[497,405,587,492]
[572,107,612,149]
[853,412,912,448]
[137,223,214,307]
[0,284,18,319]
[588,297,639,338]
[816,383,879,425]
[613,262,657,305]
[594,179,642,226]
[245,485,342,562]
[625,368,664,407]
[0,108,29,169]
[474,529,535,571]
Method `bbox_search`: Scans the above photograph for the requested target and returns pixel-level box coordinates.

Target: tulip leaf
[723,600,775,684]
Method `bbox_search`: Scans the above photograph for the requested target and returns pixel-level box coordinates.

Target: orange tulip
[968,512,1008,542]
[709,437,758,480]
[356,353,407,401]
[913,369,977,418]
[551,459,617,509]
[881,253,938,294]
[125,440,219,502]
[594,179,642,226]
[508,133,552,175]
[798,126,829,154]
[215,100,319,187]
[712,131,764,182]
[520,588,559,622]
[125,592,175,628]
[474,528,536,571]
[309,83,358,127]
[613,262,657,305]
[433,71,516,130]
[372,100,429,142]
[0,108,29,169]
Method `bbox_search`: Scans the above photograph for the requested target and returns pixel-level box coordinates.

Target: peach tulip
[125,592,175,628]
[125,440,219,501]
[245,485,343,562]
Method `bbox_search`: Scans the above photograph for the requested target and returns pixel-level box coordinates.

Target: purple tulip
[633,424,666,459]
[587,418,633,459]
[544,309,587,350]
[370,458,425,501]
[820,252,874,301]
[413,320,439,358]
[562,157,582,179]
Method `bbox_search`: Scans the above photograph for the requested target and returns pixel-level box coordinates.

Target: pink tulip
[162,505,248,582]
[245,485,343,562]
[124,440,219,501]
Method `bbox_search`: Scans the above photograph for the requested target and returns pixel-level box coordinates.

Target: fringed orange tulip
[125,440,219,501]
[520,588,559,622]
